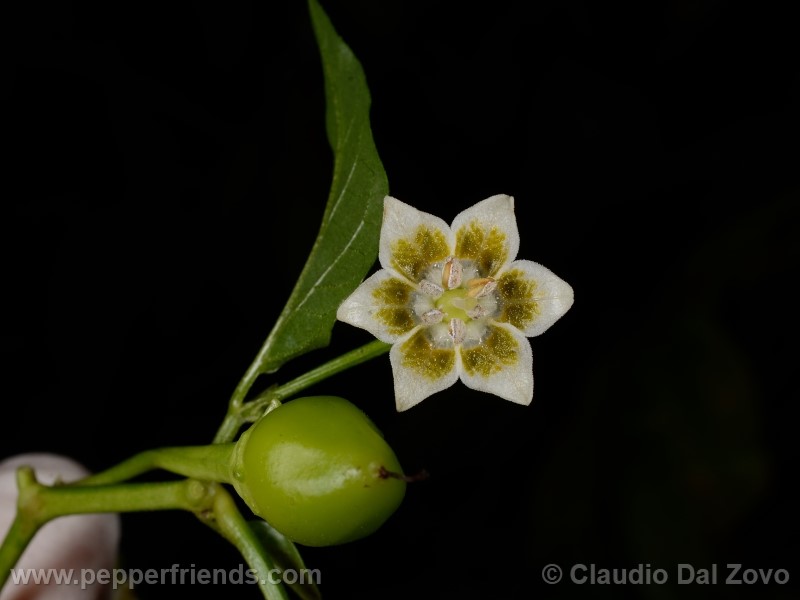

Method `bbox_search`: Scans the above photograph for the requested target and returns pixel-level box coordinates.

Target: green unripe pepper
[232,396,405,546]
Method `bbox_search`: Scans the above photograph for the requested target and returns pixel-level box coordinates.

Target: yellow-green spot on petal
[496,269,539,330]
[373,278,416,335]
[375,307,415,335]
[400,328,456,380]
[461,325,519,378]
[373,277,413,305]
[391,226,450,282]
[454,222,508,276]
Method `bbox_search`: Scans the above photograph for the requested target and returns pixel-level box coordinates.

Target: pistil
[435,288,478,322]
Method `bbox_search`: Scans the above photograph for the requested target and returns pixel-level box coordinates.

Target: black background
[4,1,798,599]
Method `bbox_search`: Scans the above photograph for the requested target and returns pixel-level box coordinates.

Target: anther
[441,257,463,290]
[448,318,466,345]
[466,277,497,298]
[421,309,444,325]
[419,279,444,297]
[467,305,488,319]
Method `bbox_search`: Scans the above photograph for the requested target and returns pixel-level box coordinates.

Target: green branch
[210,488,290,600]
[0,467,291,600]
[0,468,214,591]
[214,339,390,443]
[79,444,235,487]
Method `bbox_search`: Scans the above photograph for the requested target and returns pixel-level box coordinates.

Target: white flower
[337,195,574,411]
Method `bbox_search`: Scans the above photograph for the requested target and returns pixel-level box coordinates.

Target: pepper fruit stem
[77,444,236,486]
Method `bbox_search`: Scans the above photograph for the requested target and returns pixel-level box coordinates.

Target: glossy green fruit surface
[233,396,405,546]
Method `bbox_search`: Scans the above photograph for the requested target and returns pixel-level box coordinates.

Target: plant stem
[0,469,292,600]
[40,480,207,518]
[268,339,391,402]
[213,339,390,444]
[214,413,245,446]
[78,444,235,486]
[210,487,289,600]
[0,512,38,588]
[0,468,215,591]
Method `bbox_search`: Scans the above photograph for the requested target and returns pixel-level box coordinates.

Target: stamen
[421,309,444,324]
[419,279,444,297]
[466,277,497,298]
[441,257,463,290]
[448,318,466,345]
[467,305,488,319]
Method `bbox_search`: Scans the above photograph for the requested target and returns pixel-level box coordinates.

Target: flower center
[435,288,478,322]
[413,259,498,342]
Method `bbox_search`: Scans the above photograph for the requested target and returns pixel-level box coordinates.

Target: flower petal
[337,270,418,343]
[452,194,519,277]
[495,260,574,337]
[459,322,533,405]
[380,196,454,283]
[390,327,459,411]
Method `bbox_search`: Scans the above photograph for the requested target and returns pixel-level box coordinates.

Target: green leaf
[251,0,388,375]
[249,521,322,600]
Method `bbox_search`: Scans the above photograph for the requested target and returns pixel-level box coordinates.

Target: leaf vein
[292,219,366,315]
[327,149,358,224]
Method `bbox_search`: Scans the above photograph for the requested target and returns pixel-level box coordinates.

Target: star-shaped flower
[337,195,574,411]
